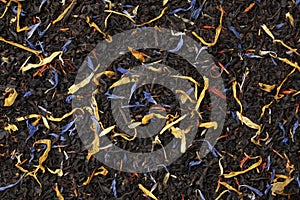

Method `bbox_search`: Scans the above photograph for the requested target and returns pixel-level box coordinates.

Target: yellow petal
[285,12,294,27]
[223,156,262,178]
[258,83,276,92]
[4,123,18,133]
[232,81,243,114]
[53,183,64,200]
[138,184,158,200]
[192,7,223,47]
[52,0,75,25]
[109,75,139,89]
[236,111,261,130]
[47,167,63,177]
[34,139,51,173]
[261,24,275,40]
[136,7,168,27]
[4,88,18,107]
[195,76,209,111]
[20,51,63,72]
[219,181,242,195]
[128,47,150,62]
[199,121,218,129]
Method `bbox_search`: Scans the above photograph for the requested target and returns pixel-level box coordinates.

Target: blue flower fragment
[279,122,288,143]
[292,120,299,135]
[143,91,157,104]
[0,174,24,191]
[25,38,37,50]
[189,160,201,171]
[27,18,41,39]
[62,40,72,52]
[244,53,263,59]
[191,5,203,20]
[61,118,77,134]
[23,91,32,97]
[271,57,278,66]
[39,0,47,12]
[117,67,133,74]
[12,6,26,16]
[275,23,285,29]
[45,69,59,94]
[65,95,74,103]
[36,41,47,56]
[228,26,241,39]
[239,185,263,197]
[195,189,206,200]
[105,91,126,99]
[169,0,196,14]
[87,56,94,71]
[49,133,66,141]
[26,120,39,142]
[296,176,300,188]
[231,111,239,122]
[91,115,101,133]
[168,35,183,53]
[122,102,145,108]
[296,0,300,6]
[29,147,35,163]
[199,139,222,157]
[111,178,117,198]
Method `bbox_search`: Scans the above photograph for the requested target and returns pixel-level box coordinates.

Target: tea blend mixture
[0,0,300,199]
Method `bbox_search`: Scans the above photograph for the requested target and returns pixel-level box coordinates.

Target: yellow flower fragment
[260,101,273,119]
[104,10,136,23]
[195,76,209,111]
[85,16,110,39]
[53,183,64,200]
[136,7,168,27]
[138,184,158,200]
[232,81,243,114]
[176,89,196,104]
[4,123,18,133]
[34,139,51,173]
[86,126,100,161]
[128,47,150,62]
[236,111,261,130]
[192,7,223,47]
[219,181,242,195]
[109,75,139,89]
[0,37,41,55]
[215,190,230,200]
[47,108,84,122]
[20,51,63,72]
[47,167,63,177]
[274,68,296,101]
[99,125,115,137]
[80,166,108,186]
[271,176,293,196]
[285,12,294,27]
[163,0,168,6]
[159,114,187,135]
[93,71,115,86]
[141,113,166,125]
[258,83,276,92]
[199,121,218,129]
[52,0,75,25]
[271,55,300,71]
[170,125,193,153]
[261,24,300,56]
[223,156,262,178]
[4,88,18,107]
[16,114,50,129]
